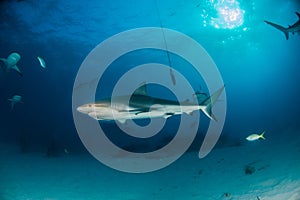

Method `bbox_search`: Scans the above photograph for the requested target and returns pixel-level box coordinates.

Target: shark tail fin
[201,86,225,121]
[264,20,289,40]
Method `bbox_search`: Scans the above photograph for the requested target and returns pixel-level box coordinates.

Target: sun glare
[210,0,245,29]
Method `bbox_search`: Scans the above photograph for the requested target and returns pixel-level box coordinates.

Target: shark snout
[77,105,91,113]
[76,106,85,113]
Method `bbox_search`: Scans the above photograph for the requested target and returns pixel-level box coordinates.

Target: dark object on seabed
[223,192,231,198]
[244,165,256,175]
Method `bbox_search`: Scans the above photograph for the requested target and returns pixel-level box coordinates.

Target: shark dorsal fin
[133,83,147,96]
[296,12,300,19]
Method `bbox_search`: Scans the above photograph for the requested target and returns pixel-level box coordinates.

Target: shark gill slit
[154,0,176,85]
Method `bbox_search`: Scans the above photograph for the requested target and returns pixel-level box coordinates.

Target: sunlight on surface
[205,0,245,29]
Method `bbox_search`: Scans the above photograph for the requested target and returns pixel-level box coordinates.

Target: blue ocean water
[1,0,300,199]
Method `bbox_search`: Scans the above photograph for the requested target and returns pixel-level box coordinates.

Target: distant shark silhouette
[8,94,23,110]
[77,83,224,124]
[265,12,300,40]
[0,52,23,76]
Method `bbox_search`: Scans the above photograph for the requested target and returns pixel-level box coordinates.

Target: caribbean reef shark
[265,12,300,40]
[0,52,23,76]
[8,94,23,110]
[77,83,224,124]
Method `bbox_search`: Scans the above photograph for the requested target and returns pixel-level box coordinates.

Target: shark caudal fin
[201,86,225,121]
[264,20,289,40]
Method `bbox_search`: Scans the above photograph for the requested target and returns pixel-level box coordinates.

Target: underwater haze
[1,0,300,199]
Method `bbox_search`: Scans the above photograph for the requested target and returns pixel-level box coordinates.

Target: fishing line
[154,0,176,85]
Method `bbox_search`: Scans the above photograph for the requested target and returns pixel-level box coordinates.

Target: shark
[264,12,300,40]
[77,83,225,124]
[0,52,23,76]
[8,94,23,110]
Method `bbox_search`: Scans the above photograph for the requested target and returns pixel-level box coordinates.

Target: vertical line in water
[154,0,176,85]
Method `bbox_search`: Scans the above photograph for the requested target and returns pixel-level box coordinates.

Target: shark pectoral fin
[11,65,23,76]
[117,119,127,124]
[264,20,289,40]
[184,111,193,115]
[88,112,100,120]
[296,12,300,19]
[163,112,174,119]
[10,102,15,110]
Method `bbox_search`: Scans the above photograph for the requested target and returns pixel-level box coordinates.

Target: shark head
[77,103,97,114]
[13,95,22,101]
[7,52,21,67]
[77,102,119,121]
[77,102,112,114]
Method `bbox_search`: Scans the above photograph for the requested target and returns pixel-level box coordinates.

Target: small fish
[246,131,266,141]
[37,56,46,68]
[64,148,69,154]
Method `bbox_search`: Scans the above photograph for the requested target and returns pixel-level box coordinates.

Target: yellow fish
[246,131,266,141]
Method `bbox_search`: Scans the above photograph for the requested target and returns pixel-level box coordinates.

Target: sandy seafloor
[1,129,299,200]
